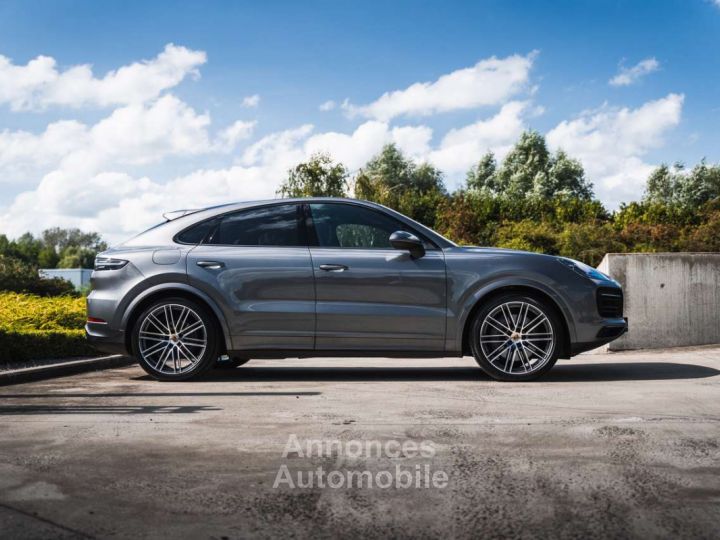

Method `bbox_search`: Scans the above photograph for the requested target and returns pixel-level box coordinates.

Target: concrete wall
[38,268,93,290]
[598,253,720,350]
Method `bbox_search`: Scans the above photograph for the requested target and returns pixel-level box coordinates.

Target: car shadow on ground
[0,404,223,415]
[0,391,322,415]
[154,361,720,383]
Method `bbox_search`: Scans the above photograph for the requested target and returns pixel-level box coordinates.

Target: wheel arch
[121,284,231,355]
[460,284,572,359]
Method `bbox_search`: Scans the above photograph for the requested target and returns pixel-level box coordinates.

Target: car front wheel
[132,297,219,381]
[469,294,562,381]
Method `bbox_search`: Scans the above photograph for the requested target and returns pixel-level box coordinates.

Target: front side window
[309,203,424,249]
[208,204,303,246]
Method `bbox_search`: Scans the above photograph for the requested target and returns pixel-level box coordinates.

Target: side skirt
[228,349,464,360]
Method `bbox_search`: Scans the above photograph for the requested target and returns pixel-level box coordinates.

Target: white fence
[38,268,93,290]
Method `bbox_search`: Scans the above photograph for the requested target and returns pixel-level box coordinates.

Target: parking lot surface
[1,347,719,539]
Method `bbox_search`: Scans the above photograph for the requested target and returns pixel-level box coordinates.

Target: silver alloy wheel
[479,301,555,375]
[138,304,207,375]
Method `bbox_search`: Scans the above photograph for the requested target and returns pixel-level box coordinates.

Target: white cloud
[546,93,684,207]
[343,52,537,121]
[609,57,660,86]
[0,118,438,240]
[319,100,336,111]
[216,120,257,151]
[0,93,262,239]
[240,124,313,167]
[0,121,88,182]
[428,101,528,179]
[241,94,260,108]
[0,94,255,186]
[304,121,432,169]
[0,44,205,111]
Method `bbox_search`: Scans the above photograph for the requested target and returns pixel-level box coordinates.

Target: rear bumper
[85,323,129,356]
[571,317,628,355]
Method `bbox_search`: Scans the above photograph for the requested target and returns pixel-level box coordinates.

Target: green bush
[0,292,94,363]
[0,255,77,297]
[495,220,559,254]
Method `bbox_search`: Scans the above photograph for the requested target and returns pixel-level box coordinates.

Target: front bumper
[571,317,628,355]
[85,322,129,356]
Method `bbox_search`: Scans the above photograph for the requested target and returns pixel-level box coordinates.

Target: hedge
[0,328,95,363]
[0,292,95,363]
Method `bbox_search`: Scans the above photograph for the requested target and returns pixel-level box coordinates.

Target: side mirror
[389,230,425,259]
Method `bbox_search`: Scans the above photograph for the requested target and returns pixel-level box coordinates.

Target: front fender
[448,275,578,354]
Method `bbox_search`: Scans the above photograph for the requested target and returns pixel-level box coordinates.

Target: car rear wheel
[132,297,219,381]
[469,294,561,381]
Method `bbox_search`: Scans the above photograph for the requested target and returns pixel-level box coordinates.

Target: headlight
[556,257,615,283]
[94,257,128,271]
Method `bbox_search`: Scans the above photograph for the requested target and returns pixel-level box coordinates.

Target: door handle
[196,260,225,269]
[319,264,348,272]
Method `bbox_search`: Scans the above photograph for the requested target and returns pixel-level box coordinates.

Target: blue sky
[0,0,719,240]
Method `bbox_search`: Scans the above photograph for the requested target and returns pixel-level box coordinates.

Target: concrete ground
[0,347,719,540]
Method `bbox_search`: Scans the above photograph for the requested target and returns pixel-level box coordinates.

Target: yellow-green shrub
[0,292,95,363]
[0,292,86,331]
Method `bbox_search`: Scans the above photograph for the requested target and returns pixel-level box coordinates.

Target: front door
[306,202,447,352]
[186,203,315,351]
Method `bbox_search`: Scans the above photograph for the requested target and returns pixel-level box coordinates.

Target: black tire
[214,356,250,369]
[469,293,562,382]
[131,297,219,381]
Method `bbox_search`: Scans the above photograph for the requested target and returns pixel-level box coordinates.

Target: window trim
[173,203,307,248]
[303,201,440,251]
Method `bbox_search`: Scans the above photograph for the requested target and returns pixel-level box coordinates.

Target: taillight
[94,257,128,271]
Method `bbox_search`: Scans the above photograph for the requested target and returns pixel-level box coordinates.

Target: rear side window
[208,204,303,246]
[176,219,218,244]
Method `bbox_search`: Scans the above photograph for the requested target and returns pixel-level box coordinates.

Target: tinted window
[309,203,418,249]
[176,218,218,244]
[209,204,303,246]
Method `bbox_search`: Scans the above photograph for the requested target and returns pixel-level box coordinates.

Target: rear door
[306,202,447,352]
[186,203,315,351]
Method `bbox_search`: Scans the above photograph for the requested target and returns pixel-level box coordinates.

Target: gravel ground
[0,347,719,539]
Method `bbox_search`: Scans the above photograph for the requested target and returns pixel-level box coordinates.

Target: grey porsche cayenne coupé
[86,198,627,382]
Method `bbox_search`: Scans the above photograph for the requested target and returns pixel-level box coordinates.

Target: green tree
[545,150,592,200]
[435,192,499,246]
[468,131,593,201]
[277,152,348,198]
[58,246,96,269]
[354,143,447,227]
[495,220,559,254]
[557,222,626,266]
[38,246,60,268]
[466,152,497,193]
[644,160,720,211]
[644,164,677,205]
[12,233,42,264]
[494,130,551,197]
[41,227,107,254]
[684,209,720,251]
